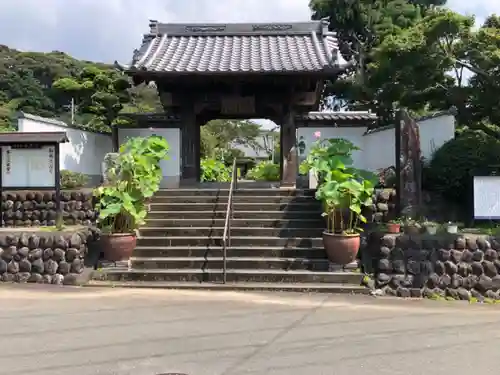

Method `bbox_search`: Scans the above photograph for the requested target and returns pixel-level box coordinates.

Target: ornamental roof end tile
[119,19,353,75]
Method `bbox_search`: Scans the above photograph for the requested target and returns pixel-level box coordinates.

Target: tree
[462,16,500,127]
[200,119,262,160]
[0,45,159,131]
[53,66,133,149]
[309,0,449,124]
[372,9,500,138]
[371,9,473,118]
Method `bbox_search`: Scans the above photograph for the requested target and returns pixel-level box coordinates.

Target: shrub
[247,161,280,181]
[200,158,231,182]
[94,136,170,233]
[60,170,89,189]
[426,131,500,204]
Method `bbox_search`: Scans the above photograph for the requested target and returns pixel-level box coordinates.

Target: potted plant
[300,138,377,265]
[94,136,169,262]
[386,219,402,234]
[402,217,421,235]
[422,220,439,235]
[446,221,458,234]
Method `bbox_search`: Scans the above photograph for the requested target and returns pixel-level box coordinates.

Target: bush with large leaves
[94,136,169,233]
[247,161,280,181]
[200,158,231,182]
[426,131,500,204]
[300,138,377,234]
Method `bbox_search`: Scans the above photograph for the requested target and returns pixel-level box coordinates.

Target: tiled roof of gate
[297,111,378,122]
[118,20,351,74]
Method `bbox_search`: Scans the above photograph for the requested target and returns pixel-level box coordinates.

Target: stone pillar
[280,109,297,187]
[180,108,198,185]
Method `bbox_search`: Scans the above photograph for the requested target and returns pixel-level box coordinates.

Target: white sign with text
[2,146,55,188]
[473,176,500,219]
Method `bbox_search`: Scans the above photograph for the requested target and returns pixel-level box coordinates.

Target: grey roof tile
[297,111,378,122]
[122,20,351,74]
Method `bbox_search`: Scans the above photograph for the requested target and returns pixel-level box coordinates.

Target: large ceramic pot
[386,223,401,234]
[100,233,136,262]
[322,231,360,265]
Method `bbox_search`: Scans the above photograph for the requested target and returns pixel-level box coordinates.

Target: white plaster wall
[18,116,112,185]
[363,129,395,172]
[418,115,455,161]
[298,114,456,173]
[118,128,180,188]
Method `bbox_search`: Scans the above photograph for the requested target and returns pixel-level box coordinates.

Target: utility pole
[70,98,75,124]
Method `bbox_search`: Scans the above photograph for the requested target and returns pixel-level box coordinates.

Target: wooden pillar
[111,126,119,152]
[180,103,198,185]
[280,108,297,187]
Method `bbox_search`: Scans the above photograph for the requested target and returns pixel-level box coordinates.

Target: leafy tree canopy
[200,119,263,160]
[310,0,500,137]
[0,45,161,131]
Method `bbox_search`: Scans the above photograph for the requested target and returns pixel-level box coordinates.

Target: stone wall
[365,188,397,224]
[366,233,500,301]
[1,190,97,227]
[0,227,99,285]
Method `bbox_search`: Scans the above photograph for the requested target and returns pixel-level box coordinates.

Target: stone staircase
[91,188,367,293]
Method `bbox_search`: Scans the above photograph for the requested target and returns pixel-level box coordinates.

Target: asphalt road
[1,285,500,375]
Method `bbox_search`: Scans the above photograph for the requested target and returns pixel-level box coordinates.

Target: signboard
[473,176,500,219]
[2,146,56,187]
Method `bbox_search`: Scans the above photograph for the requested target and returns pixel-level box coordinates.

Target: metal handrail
[222,158,238,284]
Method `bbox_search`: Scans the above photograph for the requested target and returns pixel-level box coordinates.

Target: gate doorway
[115,19,352,186]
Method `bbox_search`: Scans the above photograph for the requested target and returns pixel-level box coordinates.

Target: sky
[0,0,495,129]
[0,0,495,64]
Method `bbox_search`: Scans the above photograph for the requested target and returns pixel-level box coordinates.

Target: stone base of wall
[365,188,397,224]
[1,190,97,227]
[0,227,100,285]
[366,233,500,301]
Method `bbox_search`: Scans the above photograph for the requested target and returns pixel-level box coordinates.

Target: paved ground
[1,286,500,375]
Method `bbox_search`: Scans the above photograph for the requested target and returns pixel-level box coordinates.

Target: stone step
[92,268,362,284]
[138,227,324,238]
[154,188,316,197]
[132,246,326,258]
[143,218,323,228]
[136,236,323,248]
[130,256,332,271]
[149,202,321,212]
[180,181,281,189]
[86,280,369,294]
[150,195,318,204]
[146,210,323,220]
